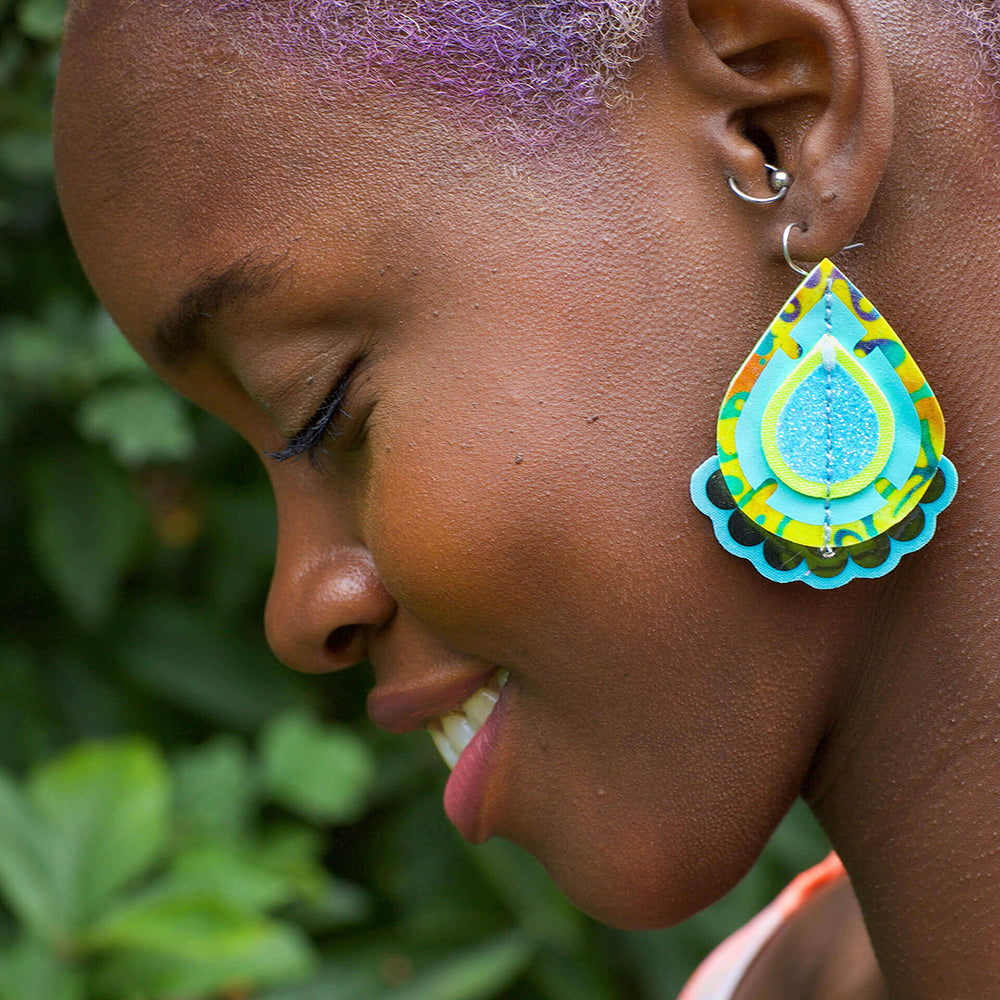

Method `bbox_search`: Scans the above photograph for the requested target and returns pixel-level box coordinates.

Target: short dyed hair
[207,0,661,147]
[950,0,1000,102]
[161,0,1000,149]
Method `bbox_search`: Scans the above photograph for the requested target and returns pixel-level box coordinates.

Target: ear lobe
[663,0,894,262]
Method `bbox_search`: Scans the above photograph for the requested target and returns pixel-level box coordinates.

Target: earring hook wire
[783,222,866,277]
[783,222,810,275]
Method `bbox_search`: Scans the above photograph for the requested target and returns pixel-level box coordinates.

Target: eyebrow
[152,252,290,367]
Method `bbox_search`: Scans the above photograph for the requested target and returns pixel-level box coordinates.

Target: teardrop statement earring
[691,194,958,588]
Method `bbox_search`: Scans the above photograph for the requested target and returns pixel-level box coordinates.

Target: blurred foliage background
[0,2,831,998]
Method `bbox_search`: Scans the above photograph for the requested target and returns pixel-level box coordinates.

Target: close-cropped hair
[201,0,1000,147]
[949,0,1000,101]
[207,0,661,145]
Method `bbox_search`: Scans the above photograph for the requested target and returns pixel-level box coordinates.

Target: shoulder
[678,855,886,1000]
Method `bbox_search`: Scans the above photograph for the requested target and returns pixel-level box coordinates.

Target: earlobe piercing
[728,164,793,204]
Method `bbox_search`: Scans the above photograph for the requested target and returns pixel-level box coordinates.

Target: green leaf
[0,316,73,388]
[0,644,60,772]
[202,485,278,616]
[0,131,53,181]
[281,872,371,932]
[0,771,66,940]
[0,305,146,394]
[42,646,143,748]
[82,308,148,382]
[250,823,370,923]
[27,739,170,926]
[88,886,262,957]
[172,734,257,844]
[16,0,67,42]
[467,838,585,950]
[26,448,146,629]
[253,824,325,882]
[91,923,315,1000]
[527,945,624,1000]
[595,926,692,1000]
[0,33,28,88]
[256,947,390,1000]
[88,883,317,999]
[378,933,534,1000]
[0,937,84,1000]
[76,382,196,466]
[369,795,507,946]
[243,823,369,932]
[118,600,309,730]
[168,844,294,914]
[766,797,831,873]
[262,711,376,824]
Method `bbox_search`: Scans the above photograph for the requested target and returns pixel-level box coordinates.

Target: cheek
[508,631,821,931]
[366,470,816,931]
[530,794,783,930]
[354,319,840,929]
[358,344,732,675]
[359,409,564,653]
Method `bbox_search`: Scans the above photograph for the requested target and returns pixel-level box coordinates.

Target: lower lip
[442,693,506,843]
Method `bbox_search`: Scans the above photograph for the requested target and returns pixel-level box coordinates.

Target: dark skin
[54,0,1000,995]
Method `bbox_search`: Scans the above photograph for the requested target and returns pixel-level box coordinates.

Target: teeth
[429,725,459,769]
[428,671,507,770]
[442,712,477,753]
[463,687,498,729]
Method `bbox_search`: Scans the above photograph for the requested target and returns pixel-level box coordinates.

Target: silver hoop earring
[728,163,793,205]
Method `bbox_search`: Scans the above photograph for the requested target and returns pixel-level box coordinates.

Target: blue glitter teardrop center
[775,365,879,484]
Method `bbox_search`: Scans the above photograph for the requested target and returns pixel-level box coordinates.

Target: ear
[661,0,894,264]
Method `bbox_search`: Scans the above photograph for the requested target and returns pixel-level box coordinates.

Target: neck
[803,20,1000,993]
[808,555,1000,996]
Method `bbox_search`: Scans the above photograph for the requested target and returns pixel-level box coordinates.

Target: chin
[530,838,757,931]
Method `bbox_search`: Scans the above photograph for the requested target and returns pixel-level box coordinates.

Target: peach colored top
[677,854,847,1000]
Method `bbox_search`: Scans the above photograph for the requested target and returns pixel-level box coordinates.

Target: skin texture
[53,1,1000,996]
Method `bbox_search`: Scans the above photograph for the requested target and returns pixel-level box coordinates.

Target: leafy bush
[0,723,375,1000]
[0,2,831,997]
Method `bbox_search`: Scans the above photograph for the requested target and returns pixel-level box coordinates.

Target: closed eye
[266,359,360,465]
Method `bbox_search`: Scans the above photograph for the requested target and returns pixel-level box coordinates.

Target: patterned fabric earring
[691,215,958,589]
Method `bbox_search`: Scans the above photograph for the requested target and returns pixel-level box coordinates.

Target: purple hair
[209,0,660,146]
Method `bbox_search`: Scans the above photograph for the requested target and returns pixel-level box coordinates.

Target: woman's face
[55,11,856,928]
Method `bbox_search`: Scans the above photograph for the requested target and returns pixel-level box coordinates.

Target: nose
[264,514,396,675]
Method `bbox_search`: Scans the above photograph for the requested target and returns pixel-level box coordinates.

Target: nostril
[326,624,361,659]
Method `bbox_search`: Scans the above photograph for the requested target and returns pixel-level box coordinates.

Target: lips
[366,664,498,733]
[435,670,508,842]
[367,666,509,842]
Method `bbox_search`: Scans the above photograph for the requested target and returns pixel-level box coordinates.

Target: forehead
[53,6,508,348]
[52,3,675,383]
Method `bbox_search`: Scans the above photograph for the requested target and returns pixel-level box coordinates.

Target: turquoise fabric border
[690,455,958,589]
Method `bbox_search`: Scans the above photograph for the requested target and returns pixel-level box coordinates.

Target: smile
[428,669,509,768]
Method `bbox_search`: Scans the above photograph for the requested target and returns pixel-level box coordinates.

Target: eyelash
[267,359,364,466]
